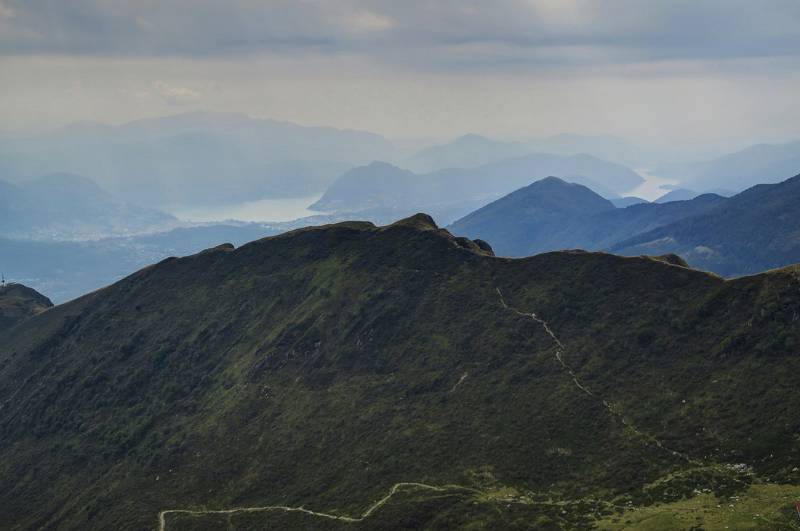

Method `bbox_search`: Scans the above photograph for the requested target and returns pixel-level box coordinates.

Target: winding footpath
[495,287,701,466]
[156,288,708,530]
[157,482,478,530]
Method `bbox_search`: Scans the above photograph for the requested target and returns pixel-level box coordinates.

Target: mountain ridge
[448,177,726,258]
[312,155,642,225]
[0,283,53,331]
[664,140,800,193]
[0,111,393,207]
[2,214,800,529]
[610,173,800,276]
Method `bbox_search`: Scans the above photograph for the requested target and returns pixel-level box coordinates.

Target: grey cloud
[0,0,799,69]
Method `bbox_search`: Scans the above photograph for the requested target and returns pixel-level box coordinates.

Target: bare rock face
[472,239,495,256]
[650,254,690,268]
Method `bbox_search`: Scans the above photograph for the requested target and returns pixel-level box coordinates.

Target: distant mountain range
[403,134,532,172]
[527,133,651,167]
[10,171,800,304]
[0,173,177,240]
[0,111,392,207]
[312,155,643,225]
[446,177,617,255]
[4,111,798,212]
[405,134,800,199]
[611,173,800,276]
[449,177,726,258]
[664,140,800,193]
[610,196,648,208]
[2,214,799,529]
[403,133,657,172]
[654,188,699,203]
[9,170,800,304]
[450,173,800,278]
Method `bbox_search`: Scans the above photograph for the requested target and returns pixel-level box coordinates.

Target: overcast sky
[1,0,799,142]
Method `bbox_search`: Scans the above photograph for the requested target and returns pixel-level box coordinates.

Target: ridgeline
[1,214,799,529]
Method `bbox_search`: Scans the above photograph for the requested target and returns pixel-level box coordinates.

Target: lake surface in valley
[166,194,326,223]
[624,169,680,202]
[167,169,678,223]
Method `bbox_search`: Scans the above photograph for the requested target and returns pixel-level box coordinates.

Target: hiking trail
[495,287,701,466]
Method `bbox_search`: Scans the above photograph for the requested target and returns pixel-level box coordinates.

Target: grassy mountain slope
[0,283,53,331]
[1,215,799,530]
[0,223,283,303]
[611,174,800,276]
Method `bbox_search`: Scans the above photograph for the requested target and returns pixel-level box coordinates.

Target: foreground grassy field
[598,484,800,530]
[160,482,800,530]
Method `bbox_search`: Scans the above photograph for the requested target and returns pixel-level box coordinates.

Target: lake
[625,169,680,201]
[166,195,327,223]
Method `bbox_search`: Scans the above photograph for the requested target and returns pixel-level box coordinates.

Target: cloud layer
[0,1,799,142]
[1,1,799,68]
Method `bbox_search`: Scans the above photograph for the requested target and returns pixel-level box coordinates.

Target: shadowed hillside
[1,215,799,529]
[612,174,800,276]
[0,283,53,331]
[448,177,725,258]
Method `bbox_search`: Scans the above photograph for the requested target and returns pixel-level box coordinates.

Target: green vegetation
[0,283,53,331]
[1,214,799,529]
[597,483,800,530]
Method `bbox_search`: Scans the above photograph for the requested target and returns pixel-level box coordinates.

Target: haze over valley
[4,114,800,303]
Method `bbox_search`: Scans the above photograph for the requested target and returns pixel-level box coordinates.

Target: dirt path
[495,287,700,465]
[157,287,707,530]
[449,371,468,392]
[157,482,479,530]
